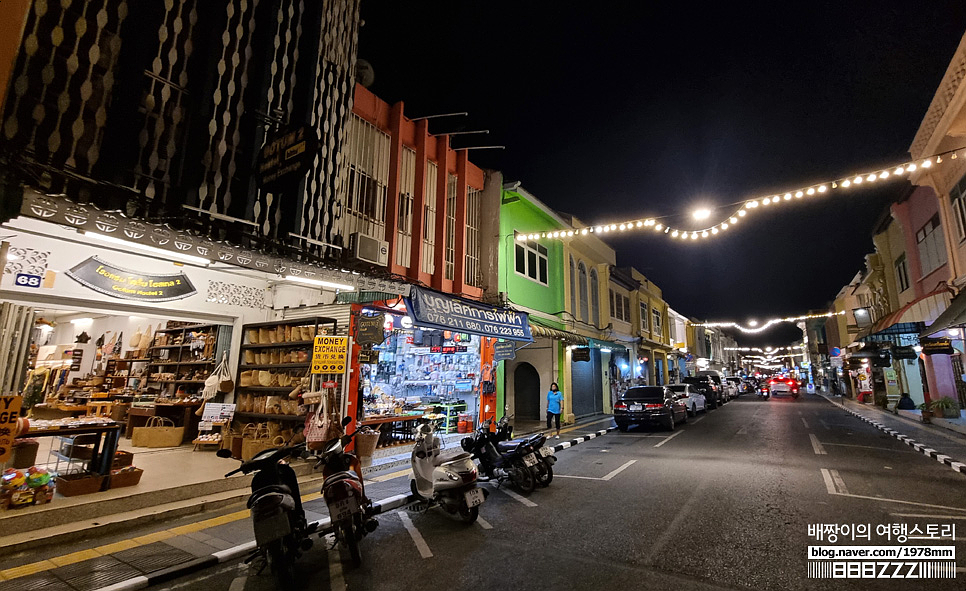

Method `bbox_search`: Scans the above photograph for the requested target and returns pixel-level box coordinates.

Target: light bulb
[853,176,863,184]
[783,193,792,200]
[721,223,729,229]
[636,221,643,227]
[922,159,932,168]
[691,233,698,240]
[581,229,588,235]
[552,231,560,237]
[654,223,663,231]
[711,228,719,234]
[601,226,609,233]
[693,208,712,220]
[894,166,905,175]
[795,191,804,198]
[516,234,527,241]
[619,224,626,230]
[842,179,851,188]
[701,231,709,238]
[867,174,876,182]
[879,171,889,179]
[595,226,602,233]
[671,230,679,237]
[746,201,756,209]
[762,199,770,206]
[772,196,781,203]
[567,231,574,236]
[906,164,917,172]
[818,185,827,192]
[734,214,742,221]
[806,188,815,195]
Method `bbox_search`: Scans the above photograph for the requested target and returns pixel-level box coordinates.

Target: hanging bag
[129,327,142,348]
[139,324,154,350]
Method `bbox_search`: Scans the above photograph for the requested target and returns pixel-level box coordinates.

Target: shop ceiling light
[83,231,211,266]
[70,317,93,324]
[284,275,355,291]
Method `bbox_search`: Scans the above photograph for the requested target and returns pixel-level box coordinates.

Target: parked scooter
[311,416,378,567]
[410,420,487,522]
[491,414,556,487]
[217,443,315,587]
[461,418,538,493]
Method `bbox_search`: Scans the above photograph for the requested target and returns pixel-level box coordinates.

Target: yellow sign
[312,335,348,374]
[0,396,24,463]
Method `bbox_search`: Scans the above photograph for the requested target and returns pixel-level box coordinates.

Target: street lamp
[692,208,712,221]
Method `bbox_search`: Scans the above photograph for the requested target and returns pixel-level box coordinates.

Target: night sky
[358,2,966,346]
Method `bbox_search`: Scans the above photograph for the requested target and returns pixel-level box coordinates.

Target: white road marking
[821,468,837,494]
[483,482,538,507]
[612,433,667,438]
[801,417,809,428]
[809,433,827,455]
[691,415,706,424]
[736,426,748,435]
[476,516,493,530]
[654,430,685,448]
[829,469,849,494]
[823,442,909,452]
[828,493,966,511]
[328,539,347,591]
[819,419,831,430]
[227,576,247,591]
[399,511,433,558]
[601,460,637,481]
[890,512,966,520]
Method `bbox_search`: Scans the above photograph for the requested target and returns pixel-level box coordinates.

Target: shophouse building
[667,307,691,382]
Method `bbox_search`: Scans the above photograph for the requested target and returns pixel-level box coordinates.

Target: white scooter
[409,421,487,523]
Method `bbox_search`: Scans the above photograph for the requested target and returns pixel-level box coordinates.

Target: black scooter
[491,414,556,487]
[461,418,538,493]
[217,444,315,587]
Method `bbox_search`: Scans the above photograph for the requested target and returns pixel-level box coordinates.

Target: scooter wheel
[457,502,479,524]
[341,521,361,567]
[267,540,294,587]
[535,461,553,487]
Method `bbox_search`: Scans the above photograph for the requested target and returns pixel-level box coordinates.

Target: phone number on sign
[420,313,527,338]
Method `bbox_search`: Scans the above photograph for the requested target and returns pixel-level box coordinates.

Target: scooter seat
[323,470,360,488]
[437,451,472,466]
[495,440,524,453]
[248,485,293,509]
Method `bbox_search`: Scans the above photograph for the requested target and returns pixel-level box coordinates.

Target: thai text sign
[312,335,348,374]
[66,257,196,302]
[921,338,955,356]
[0,396,23,463]
[493,340,516,362]
[406,287,532,342]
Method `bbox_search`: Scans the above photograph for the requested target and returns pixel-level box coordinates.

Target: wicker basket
[355,430,381,458]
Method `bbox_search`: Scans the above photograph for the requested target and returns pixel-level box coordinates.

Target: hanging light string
[515,147,965,243]
[726,345,806,352]
[691,310,844,333]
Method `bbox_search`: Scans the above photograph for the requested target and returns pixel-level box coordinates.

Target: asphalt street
[137,396,966,590]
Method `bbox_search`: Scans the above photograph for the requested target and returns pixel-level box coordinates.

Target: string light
[691,310,845,333]
[517,147,966,243]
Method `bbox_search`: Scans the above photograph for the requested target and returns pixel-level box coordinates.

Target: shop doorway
[571,349,603,417]
[513,362,541,420]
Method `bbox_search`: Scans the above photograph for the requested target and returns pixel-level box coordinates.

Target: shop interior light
[70,317,93,325]
[599,348,612,353]
[83,231,211,266]
[284,275,355,291]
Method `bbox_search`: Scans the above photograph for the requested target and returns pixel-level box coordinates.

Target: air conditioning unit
[350,232,389,266]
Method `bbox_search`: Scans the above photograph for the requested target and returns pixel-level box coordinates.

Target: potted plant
[930,397,961,419]
[918,402,933,423]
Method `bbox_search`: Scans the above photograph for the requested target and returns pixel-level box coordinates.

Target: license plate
[629,404,642,411]
[252,510,290,545]
[523,453,538,467]
[329,497,359,522]
[538,446,553,457]
[464,487,485,508]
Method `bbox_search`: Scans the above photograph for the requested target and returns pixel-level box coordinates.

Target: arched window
[578,262,589,323]
[589,269,599,326]
[569,256,576,319]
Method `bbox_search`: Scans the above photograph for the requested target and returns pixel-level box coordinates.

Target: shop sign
[405,286,532,342]
[358,349,379,364]
[70,349,84,371]
[430,346,467,354]
[65,257,196,302]
[410,347,431,355]
[572,347,591,362]
[0,396,23,463]
[356,313,386,346]
[322,381,338,389]
[311,335,348,374]
[493,340,516,362]
[256,125,319,192]
[921,337,955,356]
[892,345,918,360]
[14,273,42,288]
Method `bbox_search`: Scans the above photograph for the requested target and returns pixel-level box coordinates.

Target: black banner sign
[66,256,197,302]
[356,313,386,346]
[257,126,319,192]
[358,349,379,364]
[493,340,516,362]
[921,338,955,356]
[572,347,591,362]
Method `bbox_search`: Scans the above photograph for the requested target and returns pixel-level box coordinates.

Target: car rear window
[621,386,666,400]
[667,385,686,393]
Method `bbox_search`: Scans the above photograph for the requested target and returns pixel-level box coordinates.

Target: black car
[683,376,720,409]
[614,386,688,431]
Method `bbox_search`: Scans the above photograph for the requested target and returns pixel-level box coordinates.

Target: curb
[94,427,615,590]
[820,394,966,476]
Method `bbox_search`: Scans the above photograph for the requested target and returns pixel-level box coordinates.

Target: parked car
[768,376,800,399]
[696,371,730,403]
[683,376,720,409]
[614,386,688,431]
[668,383,707,416]
[725,376,743,397]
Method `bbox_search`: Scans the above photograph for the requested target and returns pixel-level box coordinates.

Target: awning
[588,338,628,352]
[528,323,588,345]
[920,288,966,337]
[856,287,952,342]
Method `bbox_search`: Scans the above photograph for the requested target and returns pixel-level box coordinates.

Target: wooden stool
[87,401,112,417]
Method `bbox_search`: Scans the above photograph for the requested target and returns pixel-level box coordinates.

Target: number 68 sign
[14,273,42,288]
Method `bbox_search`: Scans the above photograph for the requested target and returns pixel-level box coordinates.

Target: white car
[668,383,707,416]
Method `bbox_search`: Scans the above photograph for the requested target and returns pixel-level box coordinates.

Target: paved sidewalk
[0,416,616,591]
[822,394,966,474]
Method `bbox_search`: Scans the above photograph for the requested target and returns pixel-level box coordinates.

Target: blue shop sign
[405,286,533,342]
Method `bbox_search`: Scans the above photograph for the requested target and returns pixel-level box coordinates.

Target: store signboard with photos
[405,287,532,342]
[65,257,197,302]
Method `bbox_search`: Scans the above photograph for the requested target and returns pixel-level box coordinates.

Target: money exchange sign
[312,336,348,374]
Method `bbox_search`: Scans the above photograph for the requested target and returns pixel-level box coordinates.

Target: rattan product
[258,371,274,387]
[245,350,256,364]
[248,329,260,344]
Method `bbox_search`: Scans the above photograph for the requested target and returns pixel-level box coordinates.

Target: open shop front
[350,288,532,456]
[0,217,274,511]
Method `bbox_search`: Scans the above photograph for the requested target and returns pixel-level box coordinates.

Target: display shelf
[150,344,193,349]
[234,411,307,422]
[240,340,314,350]
[236,386,296,392]
[155,380,207,384]
[239,363,311,370]
[155,323,221,333]
[150,360,216,366]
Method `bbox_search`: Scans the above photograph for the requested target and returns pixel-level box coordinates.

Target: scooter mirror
[340,434,352,446]
[216,449,233,459]
[341,416,352,427]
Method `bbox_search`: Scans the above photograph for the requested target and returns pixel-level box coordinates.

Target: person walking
[547,382,563,439]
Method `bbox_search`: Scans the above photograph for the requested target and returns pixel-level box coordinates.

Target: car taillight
[645,403,663,409]
[769,380,776,385]
[615,402,627,410]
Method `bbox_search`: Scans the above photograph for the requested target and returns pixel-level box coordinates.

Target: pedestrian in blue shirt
[547,382,563,439]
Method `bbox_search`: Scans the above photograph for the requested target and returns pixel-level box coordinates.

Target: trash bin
[11,439,39,469]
